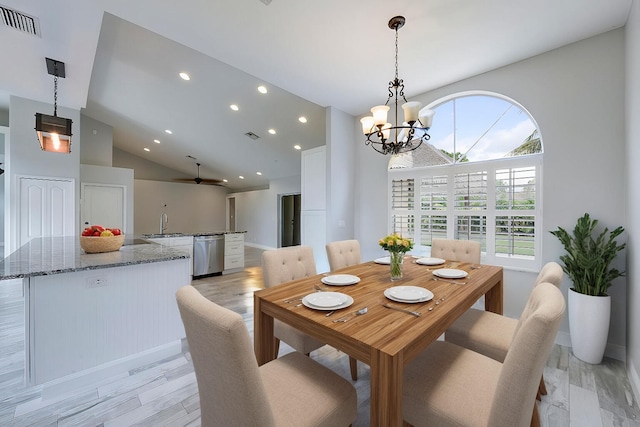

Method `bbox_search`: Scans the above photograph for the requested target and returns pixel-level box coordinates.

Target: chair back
[533,261,564,288]
[488,282,565,427]
[175,286,276,427]
[431,238,481,263]
[326,240,362,271]
[262,245,317,288]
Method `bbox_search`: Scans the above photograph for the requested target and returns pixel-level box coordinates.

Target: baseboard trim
[629,360,640,407]
[555,330,626,362]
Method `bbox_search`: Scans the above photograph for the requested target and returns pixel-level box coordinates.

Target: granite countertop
[0,236,190,280]
[141,231,246,238]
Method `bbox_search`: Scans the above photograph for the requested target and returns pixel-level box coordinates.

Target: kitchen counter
[0,236,189,280]
[141,230,246,239]
[3,236,192,386]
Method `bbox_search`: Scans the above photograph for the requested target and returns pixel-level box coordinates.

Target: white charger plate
[302,293,354,311]
[374,257,390,265]
[433,268,468,279]
[384,286,434,303]
[321,274,361,286]
[416,257,446,266]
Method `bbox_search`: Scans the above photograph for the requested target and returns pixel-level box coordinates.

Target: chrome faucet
[160,212,168,234]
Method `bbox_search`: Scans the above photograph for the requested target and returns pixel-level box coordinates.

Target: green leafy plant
[550,213,625,296]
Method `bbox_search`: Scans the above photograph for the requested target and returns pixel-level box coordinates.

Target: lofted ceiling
[0,0,632,190]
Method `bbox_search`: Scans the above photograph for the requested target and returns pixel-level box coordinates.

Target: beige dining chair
[430,238,481,263]
[176,286,357,427]
[444,261,563,398]
[262,245,360,380]
[326,240,362,272]
[403,282,565,427]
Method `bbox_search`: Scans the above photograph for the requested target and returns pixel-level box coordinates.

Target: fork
[432,277,467,285]
[383,303,421,317]
[332,307,368,322]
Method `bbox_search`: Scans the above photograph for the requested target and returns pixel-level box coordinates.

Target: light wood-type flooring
[1,246,639,426]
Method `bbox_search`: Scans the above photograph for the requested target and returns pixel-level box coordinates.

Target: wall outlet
[86,277,108,288]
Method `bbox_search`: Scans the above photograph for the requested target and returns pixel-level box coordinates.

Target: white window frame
[388,154,542,271]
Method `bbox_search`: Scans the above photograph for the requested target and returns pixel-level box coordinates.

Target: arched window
[388,92,542,270]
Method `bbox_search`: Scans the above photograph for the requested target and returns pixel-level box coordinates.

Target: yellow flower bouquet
[379,234,413,280]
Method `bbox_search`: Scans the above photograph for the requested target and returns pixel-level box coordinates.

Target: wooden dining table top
[254,257,504,426]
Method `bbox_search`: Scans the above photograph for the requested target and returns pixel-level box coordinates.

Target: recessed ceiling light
[165,129,173,134]
[256,172,262,175]
[230,104,239,111]
[257,85,268,94]
[239,175,245,179]
[154,139,160,144]
[268,129,276,135]
[223,179,228,183]
[294,145,301,150]
[144,147,150,152]
[298,116,307,123]
[179,72,190,81]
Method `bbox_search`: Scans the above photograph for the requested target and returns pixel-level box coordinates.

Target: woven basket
[80,235,125,253]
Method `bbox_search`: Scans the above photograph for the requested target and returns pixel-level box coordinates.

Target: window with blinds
[389,156,541,269]
[387,92,542,270]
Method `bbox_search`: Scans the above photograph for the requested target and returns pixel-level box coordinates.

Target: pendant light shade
[35,58,72,153]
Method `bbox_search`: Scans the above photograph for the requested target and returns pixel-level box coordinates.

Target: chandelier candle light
[379,233,414,281]
[361,16,435,155]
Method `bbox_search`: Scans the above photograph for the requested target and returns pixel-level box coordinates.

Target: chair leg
[530,401,541,427]
[349,357,358,381]
[539,374,548,395]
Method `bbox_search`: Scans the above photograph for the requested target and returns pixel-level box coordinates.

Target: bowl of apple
[80,225,125,253]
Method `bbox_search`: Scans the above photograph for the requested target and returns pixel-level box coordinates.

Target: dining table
[254,256,503,427]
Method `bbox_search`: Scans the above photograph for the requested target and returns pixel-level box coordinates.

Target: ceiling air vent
[259,0,273,5]
[0,5,40,37]
[245,131,260,140]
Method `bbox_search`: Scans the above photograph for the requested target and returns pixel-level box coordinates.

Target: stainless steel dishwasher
[193,235,225,278]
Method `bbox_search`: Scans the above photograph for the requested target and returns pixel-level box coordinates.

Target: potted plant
[550,213,625,364]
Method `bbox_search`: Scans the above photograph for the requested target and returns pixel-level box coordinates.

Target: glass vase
[389,251,404,281]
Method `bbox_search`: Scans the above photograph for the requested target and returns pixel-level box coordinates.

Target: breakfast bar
[0,236,191,386]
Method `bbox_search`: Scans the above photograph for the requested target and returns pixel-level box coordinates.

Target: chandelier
[360,16,434,155]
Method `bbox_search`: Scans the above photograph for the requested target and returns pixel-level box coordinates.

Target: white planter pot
[568,288,611,364]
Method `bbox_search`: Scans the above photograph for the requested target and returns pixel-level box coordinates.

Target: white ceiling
[0,0,632,190]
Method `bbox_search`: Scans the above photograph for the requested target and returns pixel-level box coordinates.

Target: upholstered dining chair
[176,286,357,427]
[326,240,362,272]
[444,261,563,398]
[262,245,359,380]
[403,282,565,427]
[430,238,481,263]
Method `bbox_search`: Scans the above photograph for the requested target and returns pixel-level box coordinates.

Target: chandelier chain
[394,26,399,81]
[53,75,58,116]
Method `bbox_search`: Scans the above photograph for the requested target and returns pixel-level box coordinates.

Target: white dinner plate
[433,268,468,279]
[384,286,434,303]
[321,274,361,286]
[302,293,354,311]
[374,257,390,265]
[416,257,446,266]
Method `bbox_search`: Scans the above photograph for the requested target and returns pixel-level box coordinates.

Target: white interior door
[81,184,125,232]
[19,176,75,245]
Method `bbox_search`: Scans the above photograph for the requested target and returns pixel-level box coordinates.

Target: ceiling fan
[174,162,222,185]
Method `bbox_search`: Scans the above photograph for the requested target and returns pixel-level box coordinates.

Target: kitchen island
[0,236,191,386]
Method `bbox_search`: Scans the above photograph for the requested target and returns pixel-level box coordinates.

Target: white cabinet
[146,236,194,275]
[224,233,244,271]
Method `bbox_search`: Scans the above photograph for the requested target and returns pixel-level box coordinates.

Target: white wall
[7,96,81,253]
[134,180,227,234]
[326,107,356,243]
[626,0,640,398]
[80,114,113,166]
[354,29,627,359]
[231,175,301,249]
